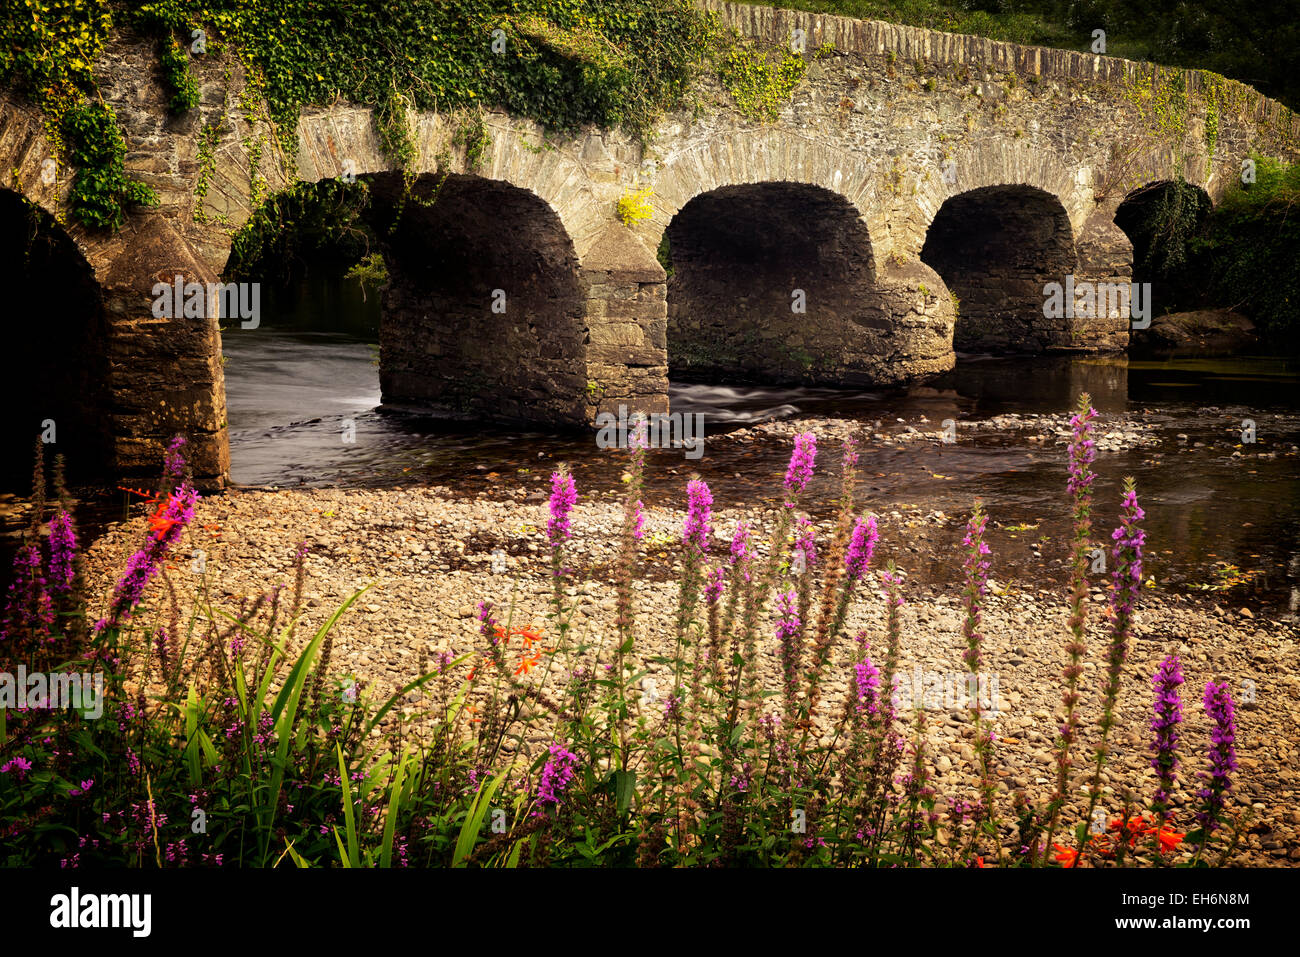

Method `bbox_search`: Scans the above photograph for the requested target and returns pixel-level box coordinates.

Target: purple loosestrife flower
[729,520,754,582]
[162,435,187,490]
[1195,680,1238,840]
[704,566,725,605]
[855,655,882,718]
[773,589,799,642]
[1066,404,1098,499]
[729,520,751,563]
[1109,484,1147,622]
[535,743,579,810]
[1149,654,1184,821]
[774,588,801,710]
[683,479,713,552]
[98,483,198,631]
[842,437,859,471]
[47,508,77,593]
[844,515,880,582]
[632,500,646,540]
[1082,479,1147,830]
[795,517,817,571]
[546,468,577,547]
[784,432,817,498]
[0,542,55,643]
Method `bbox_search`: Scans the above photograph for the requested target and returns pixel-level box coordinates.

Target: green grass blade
[379,753,409,869]
[337,743,360,868]
[332,826,352,869]
[453,770,507,867]
[184,682,201,786]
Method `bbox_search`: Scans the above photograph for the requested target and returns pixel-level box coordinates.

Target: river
[209,275,1300,612]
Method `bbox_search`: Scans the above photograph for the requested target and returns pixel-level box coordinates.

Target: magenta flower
[1110,487,1147,614]
[476,600,498,640]
[784,432,817,497]
[844,515,880,582]
[535,743,579,809]
[0,542,55,643]
[0,757,32,780]
[683,479,713,553]
[855,656,882,717]
[774,587,801,711]
[632,500,646,540]
[1150,654,1184,820]
[48,508,77,593]
[162,435,187,490]
[98,483,198,631]
[774,588,799,643]
[729,520,754,581]
[1067,404,1098,499]
[546,468,577,547]
[1194,680,1238,841]
[704,566,725,605]
[795,517,817,572]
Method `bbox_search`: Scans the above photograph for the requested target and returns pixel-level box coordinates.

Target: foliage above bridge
[4,0,745,229]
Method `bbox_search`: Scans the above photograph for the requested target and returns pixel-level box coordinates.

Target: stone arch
[369,172,590,425]
[0,188,113,489]
[292,109,609,258]
[0,97,68,233]
[663,181,890,385]
[911,139,1086,251]
[920,184,1077,353]
[1113,179,1213,313]
[647,129,885,270]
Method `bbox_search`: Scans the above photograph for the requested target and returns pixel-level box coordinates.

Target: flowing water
[207,275,1300,611]
[6,275,1298,613]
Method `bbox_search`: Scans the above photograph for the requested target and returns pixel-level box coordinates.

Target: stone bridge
[2,1,1297,487]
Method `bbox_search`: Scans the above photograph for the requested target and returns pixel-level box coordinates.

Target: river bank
[79,470,1300,866]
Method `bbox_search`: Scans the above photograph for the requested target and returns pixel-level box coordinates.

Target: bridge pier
[579,225,669,422]
[97,216,230,489]
[1071,208,1135,351]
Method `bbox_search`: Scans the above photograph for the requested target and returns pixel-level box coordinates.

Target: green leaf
[379,753,409,869]
[453,770,507,867]
[614,769,637,815]
[337,743,360,868]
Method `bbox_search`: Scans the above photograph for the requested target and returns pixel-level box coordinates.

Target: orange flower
[514,652,542,677]
[1148,824,1185,854]
[1053,844,1079,868]
[975,856,985,868]
[148,497,181,540]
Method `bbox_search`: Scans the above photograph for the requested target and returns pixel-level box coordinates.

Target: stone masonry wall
[1,4,1297,486]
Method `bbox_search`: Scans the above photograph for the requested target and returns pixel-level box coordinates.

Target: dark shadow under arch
[0,190,111,490]
[921,185,1076,354]
[663,182,878,385]
[371,173,589,424]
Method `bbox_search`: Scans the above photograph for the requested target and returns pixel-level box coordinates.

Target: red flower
[1053,844,1079,868]
[148,496,181,540]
